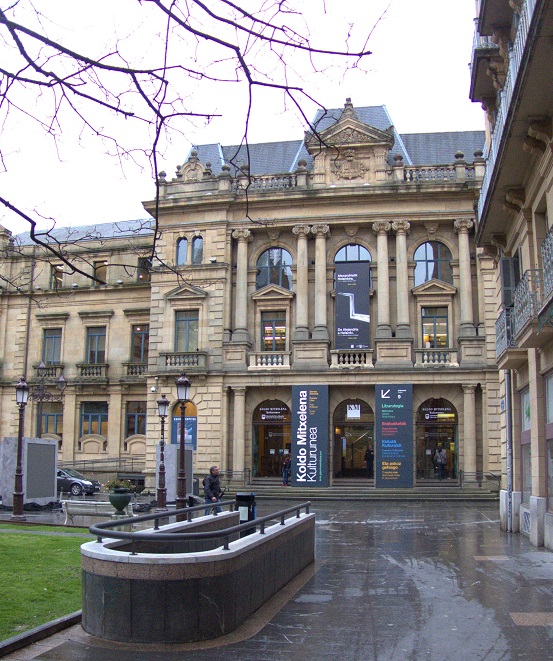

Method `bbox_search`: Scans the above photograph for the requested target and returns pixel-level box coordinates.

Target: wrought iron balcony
[495,307,517,359]
[542,229,553,301]
[514,269,543,336]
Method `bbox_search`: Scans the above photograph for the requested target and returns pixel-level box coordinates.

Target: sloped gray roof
[14,218,154,246]
[191,105,484,174]
[400,131,485,165]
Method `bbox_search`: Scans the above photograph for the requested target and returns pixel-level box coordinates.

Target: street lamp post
[175,372,191,517]
[31,361,66,438]
[12,376,29,521]
[156,394,169,511]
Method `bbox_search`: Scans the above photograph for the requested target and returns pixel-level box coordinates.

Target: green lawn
[0,524,92,641]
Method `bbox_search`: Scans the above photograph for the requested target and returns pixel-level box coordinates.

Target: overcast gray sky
[0,0,484,236]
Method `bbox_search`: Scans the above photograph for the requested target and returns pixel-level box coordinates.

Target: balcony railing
[478,0,537,222]
[495,307,518,359]
[123,362,148,377]
[232,173,297,191]
[248,351,291,368]
[76,363,109,379]
[514,269,543,336]
[404,166,457,182]
[542,229,553,301]
[414,349,458,367]
[160,352,208,370]
[330,350,373,368]
[33,363,65,379]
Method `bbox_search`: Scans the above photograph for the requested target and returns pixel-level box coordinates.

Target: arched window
[256,248,293,290]
[176,237,188,266]
[191,236,203,264]
[414,241,453,286]
[334,244,371,263]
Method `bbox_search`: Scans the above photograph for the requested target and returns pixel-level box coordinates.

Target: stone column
[311,224,330,341]
[108,390,123,458]
[463,384,477,478]
[61,388,76,462]
[392,220,411,338]
[372,221,392,337]
[293,225,311,340]
[232,229,253,343]
[454,219,476,337]
[232,387,246,473]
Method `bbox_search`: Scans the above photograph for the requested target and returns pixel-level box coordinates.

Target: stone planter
[108,489,132,514]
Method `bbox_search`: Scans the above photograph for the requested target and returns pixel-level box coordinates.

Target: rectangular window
[175,310,199,352]
[126,401,147,437]
[548,440,553,511]
[522,443,532,504]
[40,402,63,438]
[50,264,64,289]
[93,261,107,285]
[131,324,149,363]
[547,375,553,425]
[421,307,448,348]
[86,326,106,364]
[137,257,152,282]
[43,328,62,364]
[261,311,286,351]
[80,402,108,437]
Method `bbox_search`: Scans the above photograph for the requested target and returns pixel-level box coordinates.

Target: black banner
[291,385,329,487]
[335,262,371,350]
[375,384,413,488]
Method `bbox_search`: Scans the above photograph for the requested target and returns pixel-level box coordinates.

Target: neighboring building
[470,0,553,547]
[0,101,499,492]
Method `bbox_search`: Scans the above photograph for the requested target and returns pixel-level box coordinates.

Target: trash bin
[236,492,256,537]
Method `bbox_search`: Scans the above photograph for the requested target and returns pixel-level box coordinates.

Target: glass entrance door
[416,424,457,479]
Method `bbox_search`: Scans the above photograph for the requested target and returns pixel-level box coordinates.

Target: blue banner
[375,384,413,488]
[335,262,371,350]
[291,385,329,487]
[171,415,197,450]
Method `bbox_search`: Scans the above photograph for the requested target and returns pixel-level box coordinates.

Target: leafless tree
[0,0,372,281]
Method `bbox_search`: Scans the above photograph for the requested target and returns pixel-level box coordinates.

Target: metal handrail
[458,471,501,489]
[89,500,311,554]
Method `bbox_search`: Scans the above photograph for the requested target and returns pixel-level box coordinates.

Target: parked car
[57,468,101,496]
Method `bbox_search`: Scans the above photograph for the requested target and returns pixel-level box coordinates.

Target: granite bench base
[81,511,315,643]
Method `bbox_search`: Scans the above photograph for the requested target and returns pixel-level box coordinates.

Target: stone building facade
[0,101,500,491]
[470,0,553,548]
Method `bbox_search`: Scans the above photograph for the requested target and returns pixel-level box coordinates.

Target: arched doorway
[252,400,291,477]
[416,398,458,480]
[170,400,198,448]
[333,399,374,478]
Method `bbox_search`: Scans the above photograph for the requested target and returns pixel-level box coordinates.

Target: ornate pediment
[252,284,295,301]
[165,283,208,301]
[305,120,394,153]
[412,279,457,297]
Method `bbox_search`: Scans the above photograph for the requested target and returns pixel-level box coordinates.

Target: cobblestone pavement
[4,500,553,661]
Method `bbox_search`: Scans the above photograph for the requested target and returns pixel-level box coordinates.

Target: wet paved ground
[4,500,553,660]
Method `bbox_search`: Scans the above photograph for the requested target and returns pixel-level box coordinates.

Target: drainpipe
[22,246,37,379]
[505,369,513,533]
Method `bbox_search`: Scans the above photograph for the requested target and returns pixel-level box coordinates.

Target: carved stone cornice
[454,219,474,234]
[392,220,411,235]
[292,225,311,238]
[528,117,552,144]
[232,229,253,243]
[504,187,525,215]
[311,224,330,238]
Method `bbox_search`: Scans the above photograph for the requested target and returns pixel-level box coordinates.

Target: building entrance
[252,400,291,478]
[415,398,458,480]
[333,399,374,478]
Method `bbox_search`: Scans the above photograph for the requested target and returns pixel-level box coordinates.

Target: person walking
[434,445,447,480]
[364,446,374,479]
[203,465,223,514]
[282,456,292,485]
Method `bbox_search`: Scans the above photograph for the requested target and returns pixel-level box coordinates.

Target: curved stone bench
[81,510,315,643]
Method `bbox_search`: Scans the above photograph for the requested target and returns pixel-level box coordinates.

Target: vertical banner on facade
[375,384,413,488]
[291,385,329,487]
[335,262,371,350]
[171,416,197,450]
